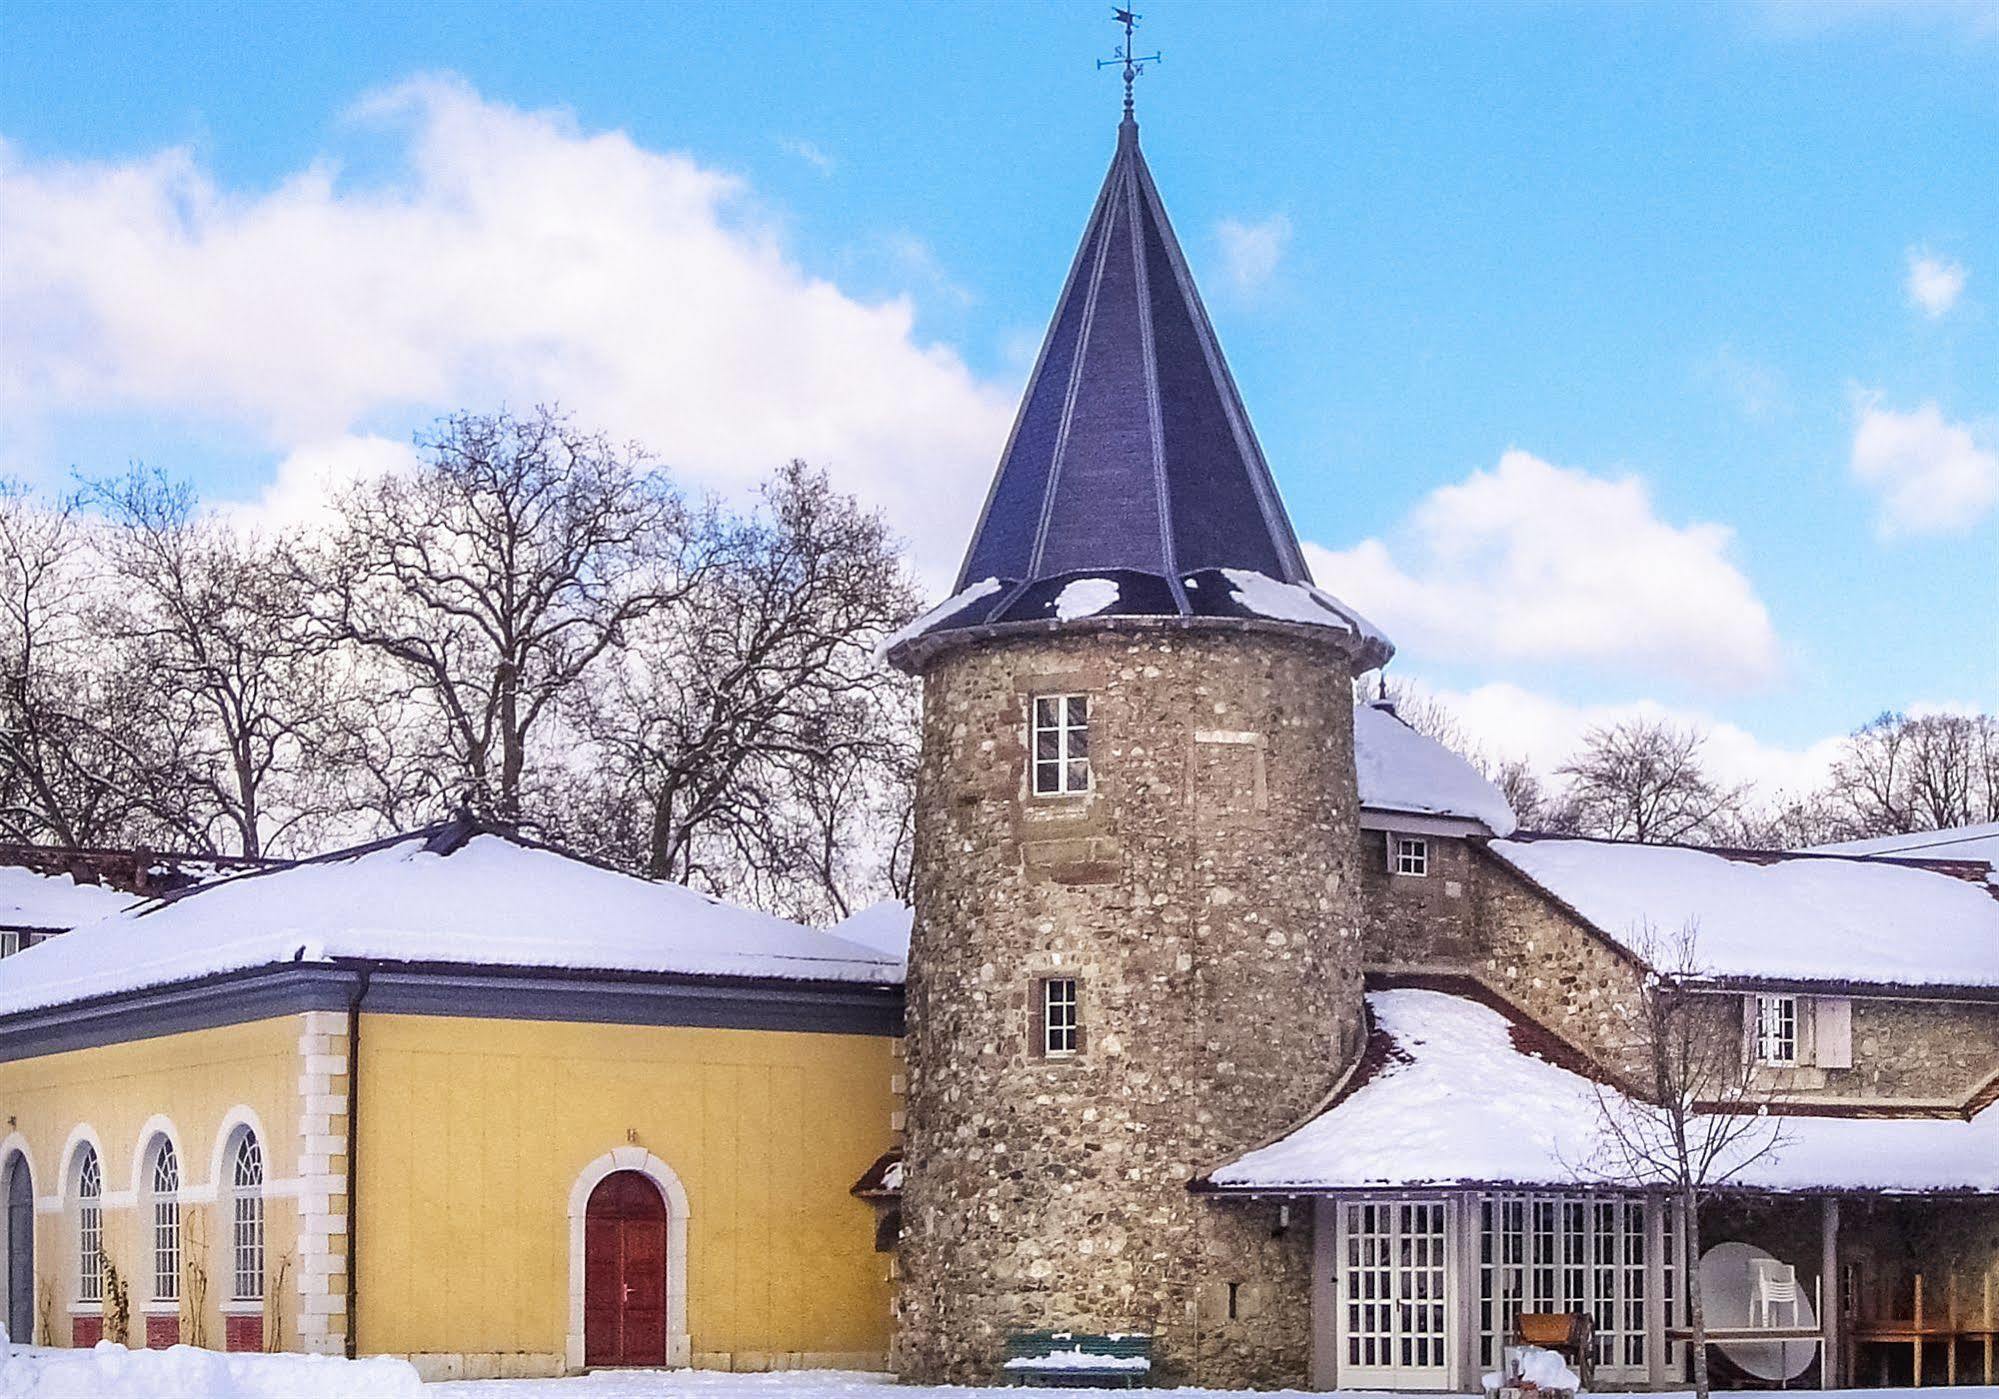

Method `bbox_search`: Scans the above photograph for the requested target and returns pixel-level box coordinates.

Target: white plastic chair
[1752,1258,1800,1328]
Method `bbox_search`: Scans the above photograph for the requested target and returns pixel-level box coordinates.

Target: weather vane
[1097,8,1161,122]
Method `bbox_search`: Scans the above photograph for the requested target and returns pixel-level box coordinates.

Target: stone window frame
[1392,835,1430,878]
[1030,693,1092,798]
[1029,974,1086,1059]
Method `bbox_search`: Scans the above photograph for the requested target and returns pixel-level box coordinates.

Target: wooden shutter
[1741,995,1758,1065]
[1028,979,1046,1058]
[1814,997,1853,1069]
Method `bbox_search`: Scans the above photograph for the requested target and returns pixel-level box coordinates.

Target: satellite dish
[1698,1240,1817,1382]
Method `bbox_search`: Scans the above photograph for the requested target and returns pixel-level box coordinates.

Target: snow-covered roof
[1208,988,1999,1194]
[0,827,901,1017]
[1488,836,1999,989]
[0,864,138,930]
[830,899,912,962]
[1809,822,1999,884]
[1354,702,1517,835]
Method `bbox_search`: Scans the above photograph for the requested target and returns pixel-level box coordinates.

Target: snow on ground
[1489,835,1999,987]
[0,832,901,1017]
[0,865,136,931]
[427,1368,1996,1398]
[1352,702,1516,834]
[0,1338,422,1398]
[1211,988,1999,1193]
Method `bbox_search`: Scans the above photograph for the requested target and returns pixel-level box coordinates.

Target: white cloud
[1407,678,1845,800]
[1308,450,1781,690]
[214,434,420,535]
[1213,213,1292,296]
[778,137,835,176]
[0,75,1013,585]
[1905,248,1968,317]
[1848,394,1998,537]
[1695,344,1789,420]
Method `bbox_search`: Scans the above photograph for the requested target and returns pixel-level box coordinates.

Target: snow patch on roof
[1489,838,1999,987]
[1052,576,1120,621]
[0,832,901,1017]
[831,899,912,962]
[1212,988,1999,1193]
[1354,702,1517,835]
[0,865,138,930]
[1809,822,1999,884]
[1220,568,1389,653]
[874,577,1002,662]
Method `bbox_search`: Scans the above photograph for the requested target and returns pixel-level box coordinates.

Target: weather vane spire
[1097,8,1161,124]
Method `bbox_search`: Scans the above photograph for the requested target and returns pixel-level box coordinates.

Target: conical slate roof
[887,119,1389,672]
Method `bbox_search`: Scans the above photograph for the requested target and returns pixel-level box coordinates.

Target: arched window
[229,1130,264,1302]
[76,1147,102,1304]
[149,1139,180,1303]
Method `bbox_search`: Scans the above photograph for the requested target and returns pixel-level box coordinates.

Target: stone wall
[894,623,1366,1388]
[1359,831,1482,970]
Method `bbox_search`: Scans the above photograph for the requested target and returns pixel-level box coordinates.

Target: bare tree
[1583,923,1789,1399]
[1558,719,1747,843]
[1828,710,1999,836]
[565,461,917,919]
[89,467,351,856]
[0,484,157,848]
[297,408,692,822]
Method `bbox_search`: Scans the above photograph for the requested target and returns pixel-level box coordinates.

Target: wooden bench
[1000,1332,1154,1388]
[1514,1311,1595,1391]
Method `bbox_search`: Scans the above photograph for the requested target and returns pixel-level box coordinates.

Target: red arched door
[583,1171,667,1367]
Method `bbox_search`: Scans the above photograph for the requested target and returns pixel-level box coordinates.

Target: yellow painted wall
[0,1017,302,1348]
[355,1013,898,1369]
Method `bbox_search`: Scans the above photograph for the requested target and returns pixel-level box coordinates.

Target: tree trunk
[1683,1185,1710,1399]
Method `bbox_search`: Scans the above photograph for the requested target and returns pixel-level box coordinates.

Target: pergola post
[1820,1196,1840,1390]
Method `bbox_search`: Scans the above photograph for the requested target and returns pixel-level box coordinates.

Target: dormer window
[1392,836,1429,877]
[1032,694,1091,796]
[1755,994,1799,1066]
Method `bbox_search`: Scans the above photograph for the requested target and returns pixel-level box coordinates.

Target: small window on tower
[1041,977,1080,1057]
[1392,836,1429,877]
[1032,694,1091,796]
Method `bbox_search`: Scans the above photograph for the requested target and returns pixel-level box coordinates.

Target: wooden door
[583,1171,667,1367]
[5,1154,31,1343]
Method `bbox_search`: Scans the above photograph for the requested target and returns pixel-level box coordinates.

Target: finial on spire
[1097,8,1160,124]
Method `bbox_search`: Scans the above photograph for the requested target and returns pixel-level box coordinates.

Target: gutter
[344,967,369,1360]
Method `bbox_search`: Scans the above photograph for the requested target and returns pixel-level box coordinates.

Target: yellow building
[0,818,903,1381]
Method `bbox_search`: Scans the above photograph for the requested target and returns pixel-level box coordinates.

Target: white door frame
[1330,1194,1460,1391]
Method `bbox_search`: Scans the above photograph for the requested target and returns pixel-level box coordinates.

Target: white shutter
[1814,997,1853,1069]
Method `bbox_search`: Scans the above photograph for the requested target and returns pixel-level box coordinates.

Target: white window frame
[229,1130,265,1303]
[1755,994,1799,1066]
[1031,694,1091,797]
[149,1139,181,1304]
[1042,976,1079,1058]
[75,1148,103,1305]
[0,930,19,958]
[1477,1192,1681,1383]
[1391,836,1430,877]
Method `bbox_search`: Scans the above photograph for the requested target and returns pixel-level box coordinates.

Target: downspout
[344,968,370,1360]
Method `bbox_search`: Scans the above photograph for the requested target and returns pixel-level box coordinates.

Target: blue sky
[2,0,1993,792]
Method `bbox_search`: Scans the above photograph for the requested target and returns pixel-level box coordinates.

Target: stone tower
[885,114,1392,1389]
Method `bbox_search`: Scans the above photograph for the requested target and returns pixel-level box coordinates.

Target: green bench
[1000,1331,1154,1388]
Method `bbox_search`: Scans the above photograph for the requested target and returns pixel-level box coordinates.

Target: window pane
[1066,696,1088,728]
[1067,759,1090,791]
[1035,697,1058,727]
[1036,760,1062,794]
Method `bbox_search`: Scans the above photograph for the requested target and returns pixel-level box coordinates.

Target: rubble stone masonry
[894,624,1367,1388]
